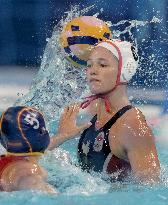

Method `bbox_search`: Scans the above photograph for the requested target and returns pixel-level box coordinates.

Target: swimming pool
[0,126,168,205]
[1,7,168,205]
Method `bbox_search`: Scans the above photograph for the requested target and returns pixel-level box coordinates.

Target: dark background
[0,0,167,88]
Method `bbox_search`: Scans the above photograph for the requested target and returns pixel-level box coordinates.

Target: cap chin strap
[81,94,111,113]
[81,40,127,113]
[80,82,127,113]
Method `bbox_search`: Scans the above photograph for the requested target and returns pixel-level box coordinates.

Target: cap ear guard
[131,45,139,62]
[121,44,139,82]
[121,57,138,82]
[112,40,139,83]
[95,39,139,83]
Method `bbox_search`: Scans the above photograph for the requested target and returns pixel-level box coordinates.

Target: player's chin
[90,87,101,95]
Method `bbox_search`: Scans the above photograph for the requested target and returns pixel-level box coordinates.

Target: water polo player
[0,106,57,193]
[49,39,160,182]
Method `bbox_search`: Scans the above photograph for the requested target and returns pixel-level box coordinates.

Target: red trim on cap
[102,40,123,86]
[81,40,125,113]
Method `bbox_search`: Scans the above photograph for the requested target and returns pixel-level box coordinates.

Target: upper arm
[127,136,160,182]
[120,109,160,181]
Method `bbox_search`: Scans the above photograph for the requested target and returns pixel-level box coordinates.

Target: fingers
[71,103,81,120]
[59,106,69,122]
[66,103,80,119]
[59,103,80,126]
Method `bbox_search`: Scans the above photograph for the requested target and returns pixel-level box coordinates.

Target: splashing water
[108,16,162,38]
[2,4,168,202]
[16,5,96,124]
[40,148,111,195]
[16,5,166,127]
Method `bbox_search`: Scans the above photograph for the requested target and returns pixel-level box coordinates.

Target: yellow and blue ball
[60,16,112,67]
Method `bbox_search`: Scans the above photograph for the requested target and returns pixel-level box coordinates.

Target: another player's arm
[48,104,91,150]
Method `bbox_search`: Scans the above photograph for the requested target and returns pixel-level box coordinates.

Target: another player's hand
[57,103,92,139]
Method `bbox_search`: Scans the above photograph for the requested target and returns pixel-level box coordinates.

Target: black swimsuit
[78,105,133,181]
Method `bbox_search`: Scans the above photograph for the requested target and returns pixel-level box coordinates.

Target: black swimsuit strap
[103,105,133,131]
[83,105,133,133]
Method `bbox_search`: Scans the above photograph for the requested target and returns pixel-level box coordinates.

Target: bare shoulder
[120,107,150,132]
[5,160,43,176]
[118,107,155,148]
[1,160,45,191]
[121,107,147,126]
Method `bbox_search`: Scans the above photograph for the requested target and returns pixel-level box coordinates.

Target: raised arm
[48,104,91,150]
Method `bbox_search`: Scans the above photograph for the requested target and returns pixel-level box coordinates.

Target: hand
[58,103,92,139]
[48,103,92,150]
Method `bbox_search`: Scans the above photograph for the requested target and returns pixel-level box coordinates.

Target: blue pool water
[1,117,168,205]
[1,6,168,205]
[1,188,168,205]
[0,97,168,199]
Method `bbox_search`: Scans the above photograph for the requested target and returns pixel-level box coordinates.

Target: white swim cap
[95,39,139,84]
